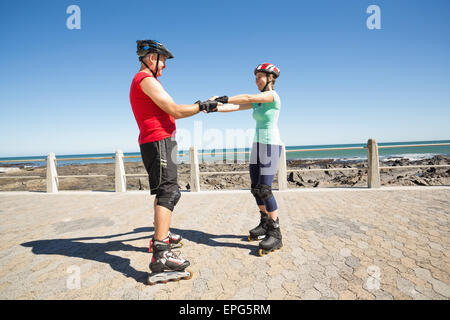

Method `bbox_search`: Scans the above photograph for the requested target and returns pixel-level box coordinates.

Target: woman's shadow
[21,226,257,284]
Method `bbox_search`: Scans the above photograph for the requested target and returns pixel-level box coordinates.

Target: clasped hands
[196,96,229,113]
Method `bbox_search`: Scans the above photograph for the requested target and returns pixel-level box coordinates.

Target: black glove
[196,100,218,113]
[214,96,228,104]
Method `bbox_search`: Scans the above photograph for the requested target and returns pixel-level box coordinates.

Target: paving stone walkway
[0,186,449,300]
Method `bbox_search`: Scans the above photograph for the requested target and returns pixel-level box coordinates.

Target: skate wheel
[258,248,265,256]
[248,236,252,242]
[183,269,193,280]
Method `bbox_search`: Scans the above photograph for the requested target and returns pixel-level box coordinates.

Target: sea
[1,140,449,167]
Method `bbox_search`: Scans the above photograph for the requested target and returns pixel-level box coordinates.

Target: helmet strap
[261,74,271,92]
[141,53,160,79]
[154,53,160,78]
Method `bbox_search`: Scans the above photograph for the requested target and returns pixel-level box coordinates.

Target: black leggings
[249,143,282,212]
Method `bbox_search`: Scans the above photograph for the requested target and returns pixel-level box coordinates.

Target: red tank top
[129,72,176,144]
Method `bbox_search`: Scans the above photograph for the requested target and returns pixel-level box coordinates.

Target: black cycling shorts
[140,137,179,196]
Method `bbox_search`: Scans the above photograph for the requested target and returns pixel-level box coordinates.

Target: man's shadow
[21,227,257,284]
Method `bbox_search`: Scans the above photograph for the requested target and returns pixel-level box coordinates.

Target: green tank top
[252,90,282,145]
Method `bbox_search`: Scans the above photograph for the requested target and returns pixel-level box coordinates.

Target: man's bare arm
[140,77,200,119]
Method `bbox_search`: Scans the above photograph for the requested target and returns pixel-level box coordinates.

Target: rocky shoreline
[0,155,449,192]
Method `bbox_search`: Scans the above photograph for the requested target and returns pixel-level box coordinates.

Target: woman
[212,63,283,256]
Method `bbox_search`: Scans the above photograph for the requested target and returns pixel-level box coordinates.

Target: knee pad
[258,184,273,201]
[156,190,181,211]
[251,184,260,198]
[251,184,264,204]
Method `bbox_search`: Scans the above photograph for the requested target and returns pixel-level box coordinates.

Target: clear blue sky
[1,0,449,157]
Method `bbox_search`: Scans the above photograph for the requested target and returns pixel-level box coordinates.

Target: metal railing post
[367,138,381,188]
[278,145,288,190]
[189,146,200,192]
[115,150,127,192]
[46,152,58,193]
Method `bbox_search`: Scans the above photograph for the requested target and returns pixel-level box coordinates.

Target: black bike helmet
[136,40,174,59]
[136,39,174,78]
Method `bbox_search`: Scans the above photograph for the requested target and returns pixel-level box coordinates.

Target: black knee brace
[251,184,260,199]
[251,184,273,202]
[156,190,181,211]
[257,184,273,201]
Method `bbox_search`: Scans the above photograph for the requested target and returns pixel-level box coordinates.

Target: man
[129,39,218,283]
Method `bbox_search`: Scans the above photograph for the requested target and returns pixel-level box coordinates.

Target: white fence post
[189,146,200,192]
[46,152,58,193]
[115,150,127,192]
[367,138,381,188]
[278,145,288,190]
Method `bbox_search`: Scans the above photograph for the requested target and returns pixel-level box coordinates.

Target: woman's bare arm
[227,91,274,105]
[217,103,253,112]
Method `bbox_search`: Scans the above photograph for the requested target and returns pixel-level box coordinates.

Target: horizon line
[1,139,450,159]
